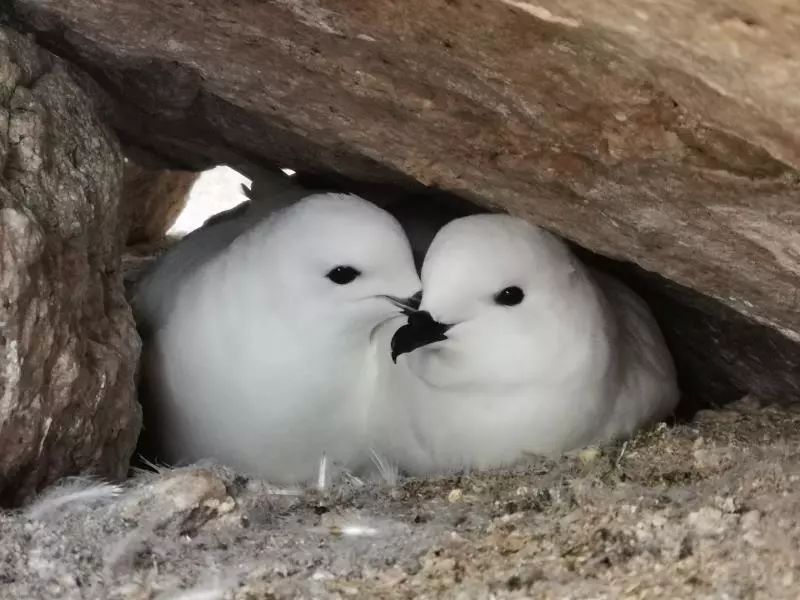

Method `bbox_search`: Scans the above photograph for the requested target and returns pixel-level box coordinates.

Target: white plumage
[368,213,679,475]
[133,171,309,336]
[134,193,420,484]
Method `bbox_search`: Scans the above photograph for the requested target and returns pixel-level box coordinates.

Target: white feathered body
[149,254,370,482]
[133,180,307,335]
[137,194,420,484]
[368,216,678,476]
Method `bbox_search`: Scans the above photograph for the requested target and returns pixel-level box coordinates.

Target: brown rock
[0,27,140,505]
[122,161,199,245]
[12,0,800,331]
[10,0,800,403]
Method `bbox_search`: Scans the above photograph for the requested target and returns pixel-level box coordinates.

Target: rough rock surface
[122,161,199,245]
[11,0,800,404]
[9,0,800,335]
[0,28,140,505]
[2,399,800,598]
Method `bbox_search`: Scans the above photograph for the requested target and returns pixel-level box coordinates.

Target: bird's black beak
[406,291,423,312]
[381,291,423,316]
[391,310,451,363]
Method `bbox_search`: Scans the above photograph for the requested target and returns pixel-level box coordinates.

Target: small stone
[448,489,463,503]
[216,496,236,514]
[577,447,601,464]
[716,496,738,513]
[687,507,726,537]
[449,531,466,544]
[740,510,761,530]
[311,570,334,580]
[340,585,360,596]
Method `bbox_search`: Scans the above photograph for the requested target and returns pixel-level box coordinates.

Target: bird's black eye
[494,286,524,306]
[326,265,361,285]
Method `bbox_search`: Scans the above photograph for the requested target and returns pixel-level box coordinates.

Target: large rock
[0,28,140,505]
[10,0,800,403]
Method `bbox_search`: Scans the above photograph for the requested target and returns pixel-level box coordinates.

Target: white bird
[136,193,421,484]
[368,213,679,475]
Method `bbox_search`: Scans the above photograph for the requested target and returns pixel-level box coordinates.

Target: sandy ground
[1,398,799,599]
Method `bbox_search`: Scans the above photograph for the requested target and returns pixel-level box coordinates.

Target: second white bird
[369,213,680,475]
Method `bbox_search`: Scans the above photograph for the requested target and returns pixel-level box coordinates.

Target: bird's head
[240,193,421,335]
[391,214,600,390]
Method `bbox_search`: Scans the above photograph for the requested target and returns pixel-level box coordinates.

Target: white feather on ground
[25,478,123,521]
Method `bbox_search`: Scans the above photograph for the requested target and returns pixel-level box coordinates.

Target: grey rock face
[0,28,140,505]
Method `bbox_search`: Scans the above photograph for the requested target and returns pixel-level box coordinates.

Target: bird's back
[131,173,312,335]
[591,271,679,441]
